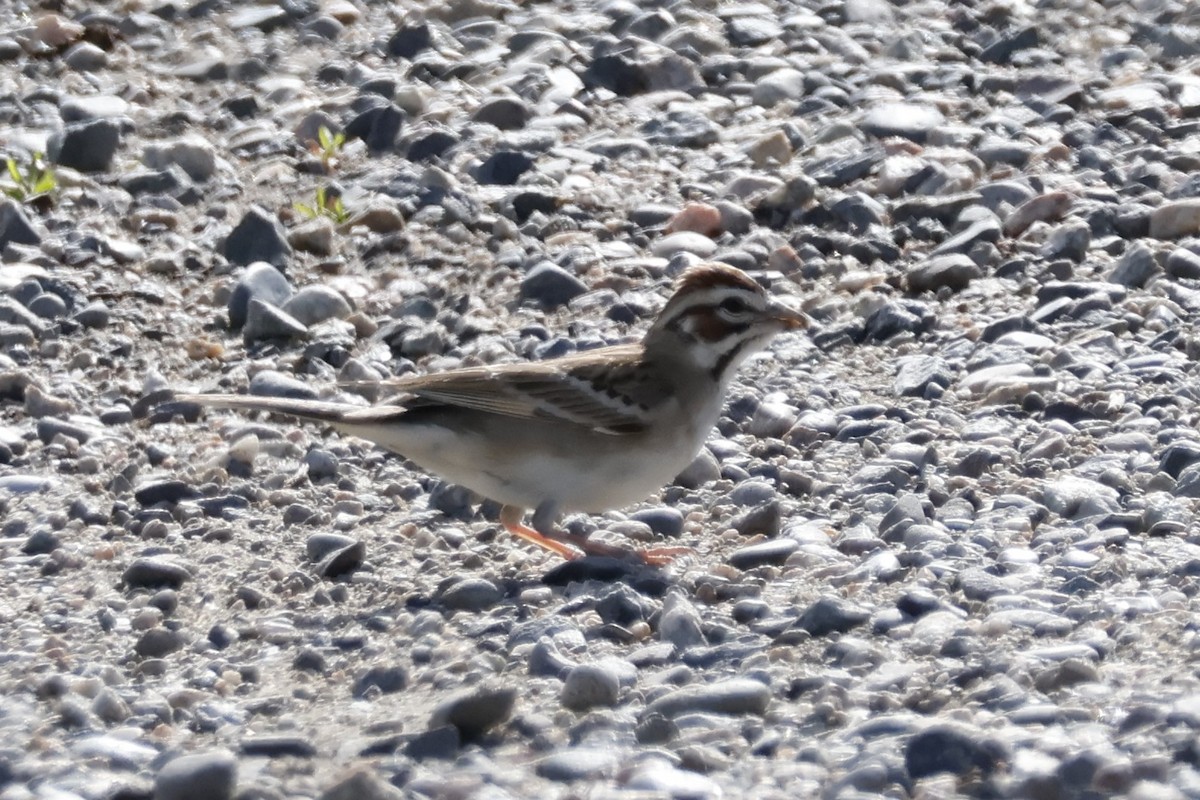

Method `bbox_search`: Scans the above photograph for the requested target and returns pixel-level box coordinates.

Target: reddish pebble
[665,202,723,238]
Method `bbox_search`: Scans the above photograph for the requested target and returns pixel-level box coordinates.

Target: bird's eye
[718,296,750,315]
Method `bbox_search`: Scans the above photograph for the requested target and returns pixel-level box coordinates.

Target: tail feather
[176,392,401,425]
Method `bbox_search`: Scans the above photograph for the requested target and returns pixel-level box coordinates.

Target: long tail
[176,393,405,427]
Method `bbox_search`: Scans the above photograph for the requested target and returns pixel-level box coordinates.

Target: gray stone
[282,286,352,326]
[74,300,111,328]
[520,263,586,308]
[48,119,121,172]
[306,532,358,562]
[645,678,771,717]
[752,68,805,108]
[247,369,317,399]
[223,207,292,268]
[345,102,404,154]
[475,150,535,185]
[1041,220,1091,262]
[228,263,294,329]
[0,200,41,249]
[318,768,405,800]
[630,507,684,537]
[36,416,94,444]
[894,355,953,397]
[905,254,982,293]
[143,137,218,182]
[136,628,183,658]
[123,557,192,589]
[229,5,290,32]
[641,110,720,148]
[472,96,531,129]
[931,216,1002,257]
[316,539,365,579]
[728,479,776,506]
[795,596,870,637]
[675,449,720,488]
[353,665,408,697]
[28,293,67,319]
[1042,476,1120,518]
[1166,247,1200,280]
[561,663,621,711]
[63,41,107,71]
[429,683,517,740]
[861,102,945,143]
[1109,242,1160,287]
[438,577,502,611]
[536,747,619,781]
[61,95,128,121]
[242,299,308,343]
[730,499,782,537]
[728,538,799,570]
[659,590,704,650]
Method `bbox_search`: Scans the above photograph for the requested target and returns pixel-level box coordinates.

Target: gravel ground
[4,0,1200,798]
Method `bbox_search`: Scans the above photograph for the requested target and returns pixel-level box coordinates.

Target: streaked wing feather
[374,344,653,434]
[403,382,541,418]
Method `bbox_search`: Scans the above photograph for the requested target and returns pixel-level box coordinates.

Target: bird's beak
[769,301,811,330]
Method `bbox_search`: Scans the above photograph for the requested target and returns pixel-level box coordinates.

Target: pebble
[122,558,192,589]
[353,665,408,697]
[247,370,317,399]
[1003,191,1074,237]
[536,747,618,781]
[560,662,622,711]
[223,206,292,268]
[317,768,404,800]
[520,262,586,308]
[861,102,945,143]
[154,750,237,800]
[48,119,122,172]
[794,597,871,637]
[0,201,41,248]
[1109,242,1159,288]
[241,299,308,343]
[651,231,719,259]
[645,678,771,718]
[728,538,799,570]
[906,725,1007,778]
[429,683,517,740]
[143,136,219,182]
[438,577,502,611]
[905,254,982,293]
[136,628,183,658]
[227,262,294,329]
[1149,199,1200,239]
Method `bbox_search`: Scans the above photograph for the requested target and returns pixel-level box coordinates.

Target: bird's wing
[380,344,655,434]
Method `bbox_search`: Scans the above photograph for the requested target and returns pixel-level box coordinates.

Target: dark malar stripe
[710,336,753,382]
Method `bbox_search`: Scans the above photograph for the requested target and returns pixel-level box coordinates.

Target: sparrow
[174,262,809,563]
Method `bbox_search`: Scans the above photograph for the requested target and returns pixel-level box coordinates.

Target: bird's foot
[500,505,691,566]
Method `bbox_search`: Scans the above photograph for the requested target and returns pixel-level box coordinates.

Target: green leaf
[6,158,21,185]
[318,126,333,151]
[33,173,56,194]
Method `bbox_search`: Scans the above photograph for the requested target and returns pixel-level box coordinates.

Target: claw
[500,505,580,559]
[499,504,690,565]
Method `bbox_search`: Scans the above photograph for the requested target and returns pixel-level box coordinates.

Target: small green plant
[3,152,57,207]
[310,125,345,172]
[294,185,351,224]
